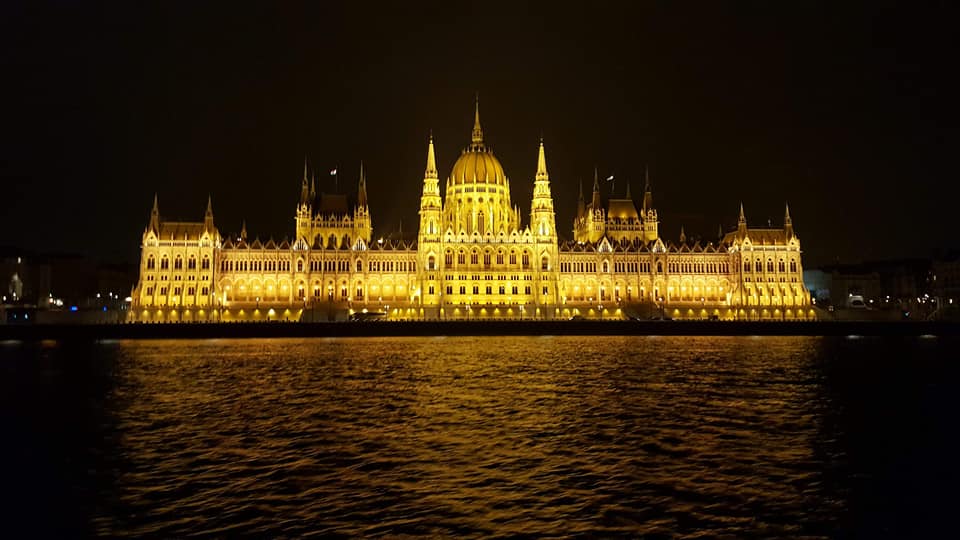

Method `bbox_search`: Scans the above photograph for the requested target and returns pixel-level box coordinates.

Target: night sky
[1,2,954,268]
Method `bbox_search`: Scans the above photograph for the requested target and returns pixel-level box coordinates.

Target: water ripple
[3,335,959,537]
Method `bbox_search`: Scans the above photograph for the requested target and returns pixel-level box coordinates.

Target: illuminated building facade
[131,102,813,322]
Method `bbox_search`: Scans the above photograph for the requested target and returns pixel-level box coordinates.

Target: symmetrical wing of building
[132,103,813,322]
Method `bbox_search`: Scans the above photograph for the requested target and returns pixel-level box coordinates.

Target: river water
[1,336,957,538]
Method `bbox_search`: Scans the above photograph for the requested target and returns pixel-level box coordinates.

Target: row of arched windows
[147,255,209,271]
[743,259,798,273]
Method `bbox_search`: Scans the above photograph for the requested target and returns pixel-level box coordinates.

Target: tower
[417,133,443,309]
[204,195,215,232]
[784,202,793,240]
[296,158,312,243]
[353,162,372,244]
[641,166,658,243]
[530,138,557,239]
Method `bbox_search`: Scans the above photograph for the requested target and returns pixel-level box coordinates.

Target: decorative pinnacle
[536,138,548,179]
[425,133,438,179]
[471,94,483,145]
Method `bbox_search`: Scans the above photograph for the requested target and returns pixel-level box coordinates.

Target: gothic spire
[358,161,368,207]
[471,94,483,146]
[300,158,311,205]
[536,137,548,180]
[425,132,438,179]
[240,220,247,241]
[625,182,631,199]
[680,225,686,244]
[149,193,160,232]
[642,166,653,212]
[739,202,746,224]
[206,194,213,217]
[784,202,792,225]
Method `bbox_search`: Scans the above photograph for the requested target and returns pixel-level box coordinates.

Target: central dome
[447,99,508,187]
[449,148,507,186]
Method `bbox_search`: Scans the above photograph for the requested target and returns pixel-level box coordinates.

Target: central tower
[442,98,521,236]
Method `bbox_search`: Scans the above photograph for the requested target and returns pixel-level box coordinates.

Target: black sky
[1,1,955,267]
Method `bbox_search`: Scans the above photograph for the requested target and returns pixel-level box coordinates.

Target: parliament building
[131,102,813,322]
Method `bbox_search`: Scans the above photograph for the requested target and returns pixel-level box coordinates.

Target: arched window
[458,251,466,265]
[174,257,183,270]
[201,257,209,270]
[471,251,479,265]
[602,261,609,273]
[188,257,196,270]
[428,256,436,271]
[522,252,530,268]
[147,256,155,270]
[160,257,169,270]
[778,259,785,273]
[657,261,663,273]
[509,251,517,265]
[483,252,491,266]
[355,259,362,272]
[445,252,453,266]
[541,256,549,271]
[767,259,774,272]
[790,260,797,273]
[297,259,304,273]
[756,259,762,272]
[496,251,504,265]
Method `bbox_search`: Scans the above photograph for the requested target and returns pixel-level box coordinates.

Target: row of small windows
[743,259,798,273]
[667,262,730,274]
[559,260,736,274]
[440,250,534,268]
[441,284,548,296]
[145,286,210,296]
[146,256,209,271]
[222,260,291,272]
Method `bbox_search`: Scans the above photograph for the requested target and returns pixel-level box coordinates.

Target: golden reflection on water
[100,336,834,537]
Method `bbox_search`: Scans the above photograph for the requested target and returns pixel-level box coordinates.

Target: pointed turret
[471,94,484,147]
[419,132,443,241]
[148,193,160,233]
[784,202,794,238]
[625,182,632,199]
[530,137,557,239]
[642,165,653,212]
[425,133,438,179]
[718,223,724,240]
[591,167,601,209]
[536,137,548,180]
[737,202,748,237]
[679,226,686,244]
[358,161,368,208]
[300,158,310,205]
[204,195,216,234]
[240,220,248,242]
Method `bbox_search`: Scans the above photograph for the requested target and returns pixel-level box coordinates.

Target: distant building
[130,101,812,322]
